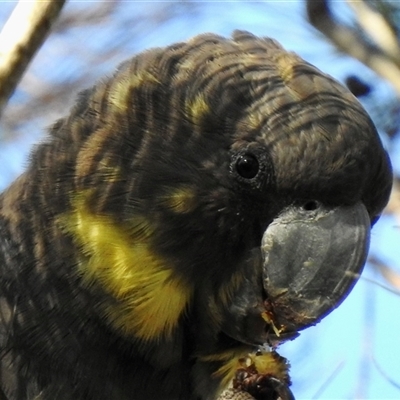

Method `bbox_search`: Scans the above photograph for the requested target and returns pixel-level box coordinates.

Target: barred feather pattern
[0,31,392,400]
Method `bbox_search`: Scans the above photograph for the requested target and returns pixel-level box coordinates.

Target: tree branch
[0,0,66,116]
[306,0,400,95]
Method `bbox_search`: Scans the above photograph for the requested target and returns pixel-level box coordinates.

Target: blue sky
[0,2,399,399]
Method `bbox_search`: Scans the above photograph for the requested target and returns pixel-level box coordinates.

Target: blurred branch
[311,360,345,400]
[386,178,400,219]
[369,256,400,292]
[383,178,400,238]
[351,270,400,297]
[372,356,400,391]
[347,0,400,60]
[306,0,400,95]
[0,0,65,117]
[0,2,165,141]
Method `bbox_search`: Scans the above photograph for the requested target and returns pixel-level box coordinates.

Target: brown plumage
[0,31,392,400]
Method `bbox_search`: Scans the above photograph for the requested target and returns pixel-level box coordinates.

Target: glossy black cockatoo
[0,31,392,400]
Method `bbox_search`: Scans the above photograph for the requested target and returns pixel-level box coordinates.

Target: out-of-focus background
[0,1,399,399]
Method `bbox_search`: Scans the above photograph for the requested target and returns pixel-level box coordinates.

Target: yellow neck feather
[58,192,192,341]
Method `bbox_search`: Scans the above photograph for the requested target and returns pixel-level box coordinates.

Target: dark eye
[301,200,320,211]
[236,153,259,179]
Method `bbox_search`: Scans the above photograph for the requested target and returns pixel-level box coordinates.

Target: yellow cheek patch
[160,187,197,214]
[186,94,209,126]
[59,193,192,341]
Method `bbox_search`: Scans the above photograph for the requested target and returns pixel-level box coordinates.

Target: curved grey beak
[262,202,370,336]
